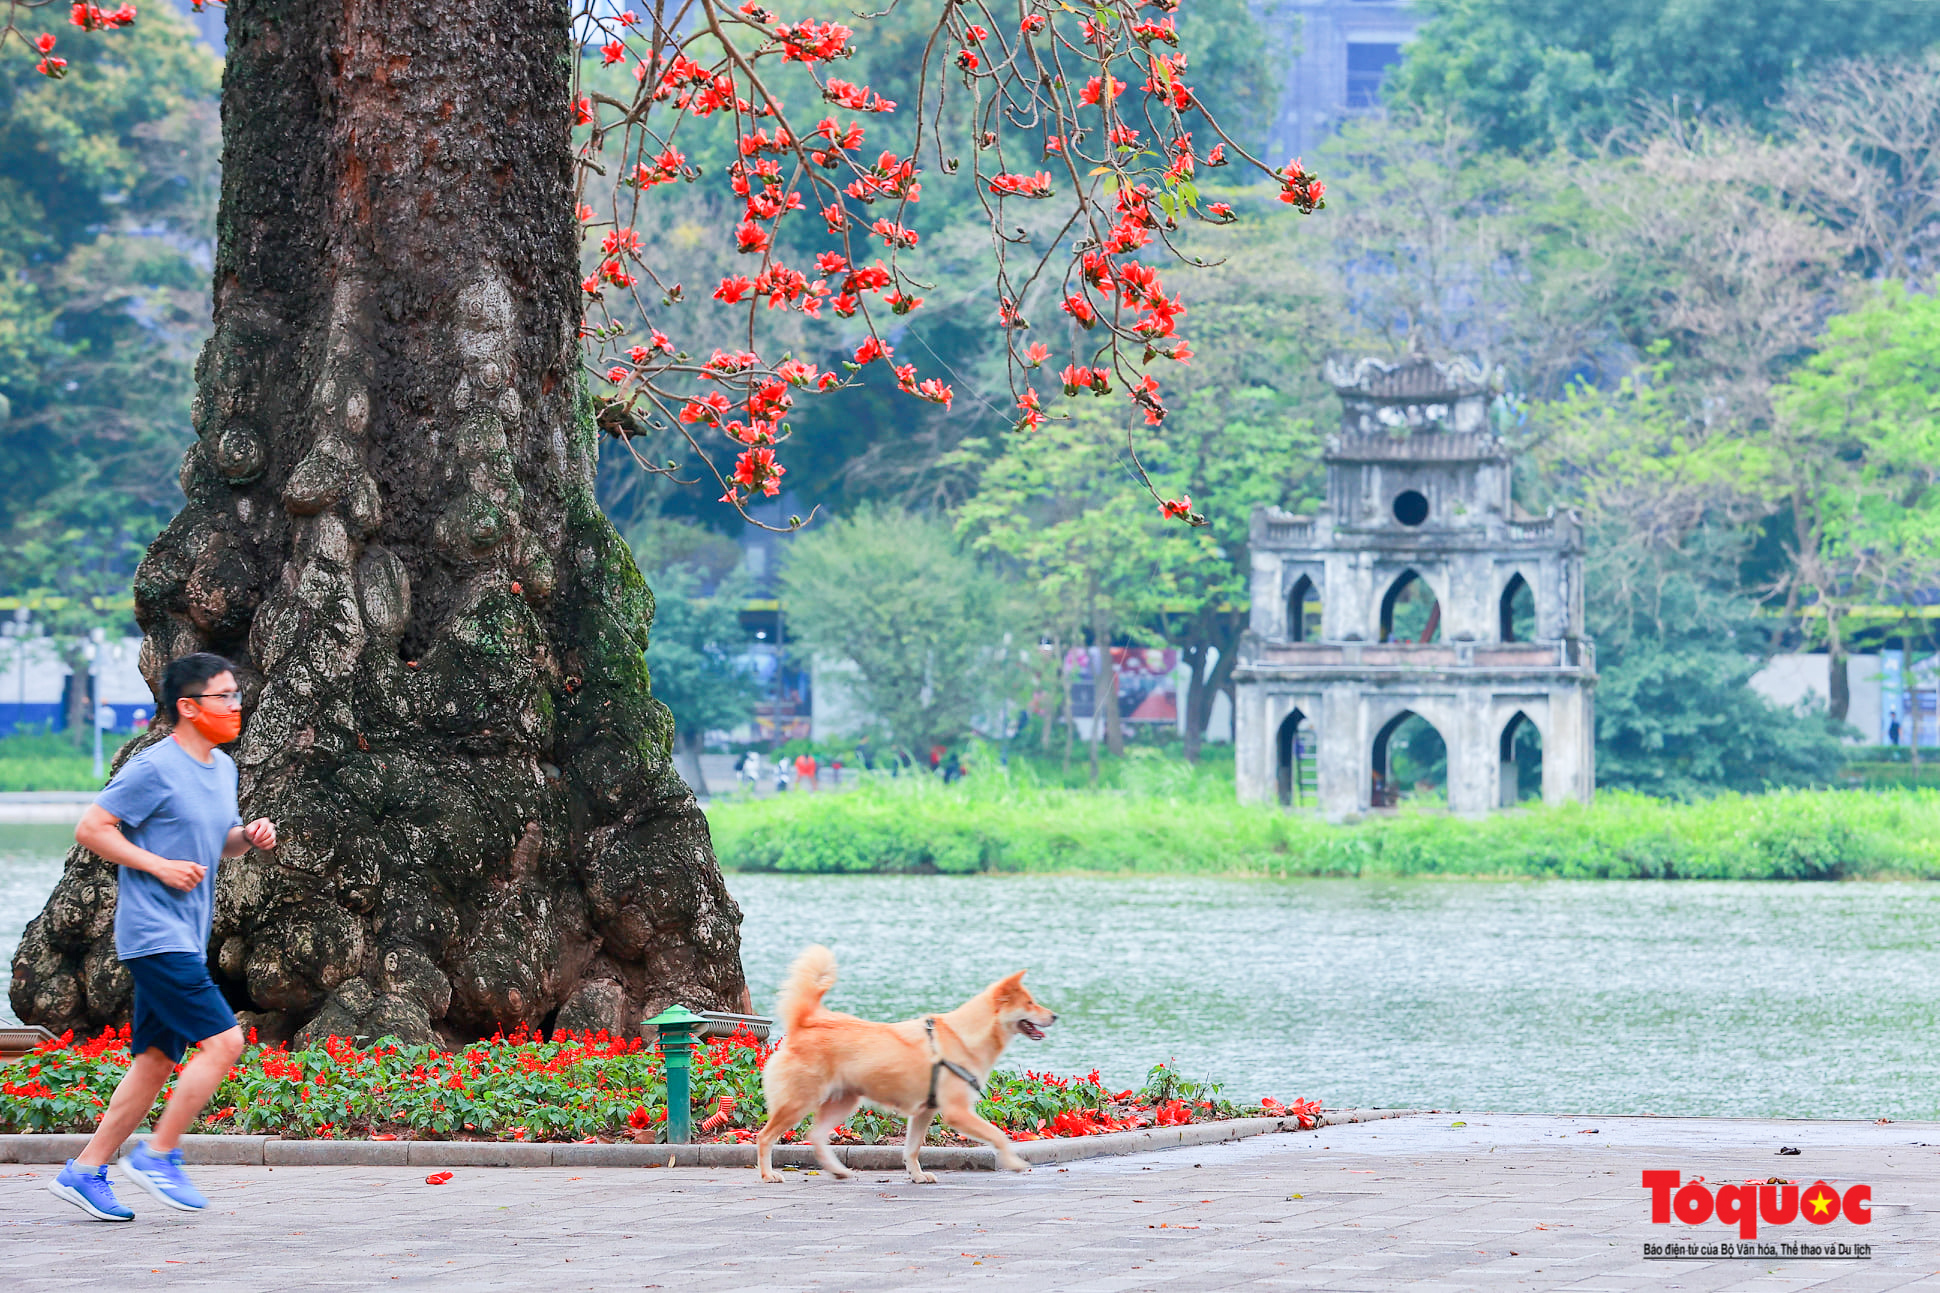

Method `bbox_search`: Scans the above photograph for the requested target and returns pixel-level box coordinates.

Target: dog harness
[920,1016,984,1110]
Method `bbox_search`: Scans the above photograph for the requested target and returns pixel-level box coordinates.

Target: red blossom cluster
[988,171,1054,199]
[1277,158,1327,213]
[6,0,132,76]
[1062,364,1111,396]
[32,31,64,77]
[69,2,134,31]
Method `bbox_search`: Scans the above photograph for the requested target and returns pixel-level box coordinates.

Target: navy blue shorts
[126,952,237,1063]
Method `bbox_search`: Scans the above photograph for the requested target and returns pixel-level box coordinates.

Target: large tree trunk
[10,0,747,1047]
[1180,642,1208,764]
[1180,609,1243,760]
[1826,615,1851,726]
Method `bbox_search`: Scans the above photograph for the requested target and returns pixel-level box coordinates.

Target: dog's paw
[909,1170,938,1185]
[759,1171,786,1184]
[998,1156,1030,1174]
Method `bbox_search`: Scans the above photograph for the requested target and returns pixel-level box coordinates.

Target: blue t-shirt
[94,738,242,961]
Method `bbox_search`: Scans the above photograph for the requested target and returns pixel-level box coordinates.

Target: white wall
[0,636,149,705]
[1747,653,1882,742]
[808,654,867,742]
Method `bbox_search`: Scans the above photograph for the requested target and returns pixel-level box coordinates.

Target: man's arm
[222,818,278,858]
[75,804,206,892]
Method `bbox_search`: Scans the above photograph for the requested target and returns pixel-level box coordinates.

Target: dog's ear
[994,969,1029,1002]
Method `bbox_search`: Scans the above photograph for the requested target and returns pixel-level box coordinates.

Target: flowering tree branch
[3,0,136,77]
[573,0,1324,528]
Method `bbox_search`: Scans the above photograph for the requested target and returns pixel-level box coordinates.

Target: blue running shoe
[49,1159,135,1221]
[121,1142,209,1211]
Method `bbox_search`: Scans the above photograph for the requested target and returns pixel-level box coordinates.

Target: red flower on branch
[823,79,896,113]
[1276,158,1327,213]
[777,19,854,63]
[733,446,785,496]
[1079,75,1124,105]
[1015,387,1045,432]
[70,2,135,31]
[989,171,1054,199]
[870,218,918,248]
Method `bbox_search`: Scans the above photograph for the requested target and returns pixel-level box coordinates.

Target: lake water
[5,824,1937,1118]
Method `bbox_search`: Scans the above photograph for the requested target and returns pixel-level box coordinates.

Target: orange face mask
[186,705,242,745]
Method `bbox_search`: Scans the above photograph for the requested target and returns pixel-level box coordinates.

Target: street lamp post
[2,611,21,720]
[88,626,105,781]
[773,603,786,754]
[645,1004,706,1143]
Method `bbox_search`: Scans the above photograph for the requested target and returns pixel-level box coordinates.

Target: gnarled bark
[9,0,747,1047]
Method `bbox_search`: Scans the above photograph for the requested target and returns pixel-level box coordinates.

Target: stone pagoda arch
[1234,356,1596,817]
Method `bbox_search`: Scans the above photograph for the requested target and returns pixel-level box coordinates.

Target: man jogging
[48,652,276,1222]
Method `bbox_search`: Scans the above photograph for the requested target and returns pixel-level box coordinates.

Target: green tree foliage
[956,408,1168,768]
[625,516,761,753]
[639,564,759,756]
[1587,529,1849,799]
[1317,110,1591,389]
[1530,379,1849,796]
[1768,282,1940,714]
[780,507,1005,758]
[0,10,219,652]
[1388,0,1940,155]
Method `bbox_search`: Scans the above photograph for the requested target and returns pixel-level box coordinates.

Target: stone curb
[0,1110,1413,1170]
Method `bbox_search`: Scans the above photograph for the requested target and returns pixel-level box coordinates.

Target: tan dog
[756,945,1057,1184]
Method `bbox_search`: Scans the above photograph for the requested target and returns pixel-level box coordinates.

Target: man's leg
[75,1048,176,1168]
[148,1026,244,1152]
[118,1026,242,1213]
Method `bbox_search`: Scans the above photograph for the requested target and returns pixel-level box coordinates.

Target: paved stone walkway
[3,1114,1935,1291]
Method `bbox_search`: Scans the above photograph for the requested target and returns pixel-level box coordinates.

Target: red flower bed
[1,1026,1320,1145]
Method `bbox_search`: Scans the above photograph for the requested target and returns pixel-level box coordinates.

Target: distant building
[1233,356,1596,816]
[1750,652,1931,747]
[0,634,154,738]
[1267,0,1421,162]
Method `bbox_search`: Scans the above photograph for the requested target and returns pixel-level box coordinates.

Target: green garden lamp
[646,1004,706,1143]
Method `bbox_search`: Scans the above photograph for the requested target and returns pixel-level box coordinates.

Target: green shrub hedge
[706,778,1940,880]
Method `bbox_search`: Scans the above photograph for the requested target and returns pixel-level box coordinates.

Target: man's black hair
[160,652,237,722]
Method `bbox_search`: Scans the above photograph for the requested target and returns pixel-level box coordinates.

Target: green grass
[705,768,1940,880]
[0,727,129,792]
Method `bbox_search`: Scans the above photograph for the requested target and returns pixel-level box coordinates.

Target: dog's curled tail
[776,944,839,1034]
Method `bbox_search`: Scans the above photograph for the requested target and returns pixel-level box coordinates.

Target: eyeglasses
[185,690,242,707]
